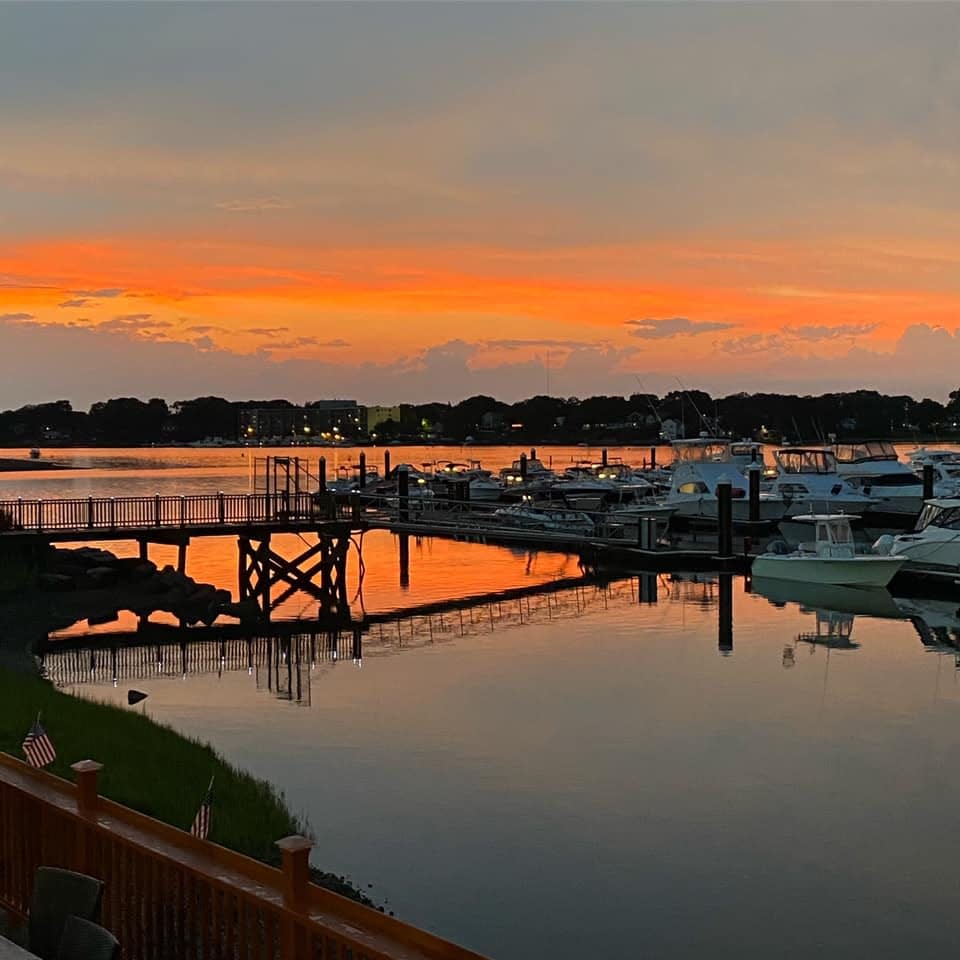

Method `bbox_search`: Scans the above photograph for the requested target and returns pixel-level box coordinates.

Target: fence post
[154,494,161,528]
[37,500,43,533]
[218,492,226,524]
[109,498,116,531]
[72,759,103,817]
[87,497,94,530]
[16,498,23,530]
[180,496,186,527]
[277,835,313,959]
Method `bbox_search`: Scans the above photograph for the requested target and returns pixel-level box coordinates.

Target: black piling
[359,452,367,489]
[398,466,410,522]
[318,457,326,494]
[923,463,934,501]
[399,533,410,589]
[601,448,608,467]
[384,450,391,478]
[639,573,658,604]
[717,479,733,559]
[718,573,733,654]
[650,446,657,470]
[748,465,761,523]
[519,453,528,481]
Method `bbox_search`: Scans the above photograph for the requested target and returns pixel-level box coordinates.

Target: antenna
[634,377,663,428]
[674,376,711,434]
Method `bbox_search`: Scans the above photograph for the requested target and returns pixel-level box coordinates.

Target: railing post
[154,493,161,528]
[180,496,186,527]
[87,496,94,530]
[72,759,103,818]
[218,491,226,524]
[277,835,313,959]
[37,499,43,533]
[16,497,23,530]
[109,498,116,531]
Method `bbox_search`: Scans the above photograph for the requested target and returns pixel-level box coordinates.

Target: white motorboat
[491,501,595,536]
[664,438,787,523]
[752,514,906,586]
[832,441,924,523]
[905,447,960,497]
[885,498,960,574]
[433,460,505,501]
[770,447,877,517]
[499,451,555,487]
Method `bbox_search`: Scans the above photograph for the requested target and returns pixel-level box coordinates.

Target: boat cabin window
[817,520,853,543]
[778,482,809,496]
[914,504,960,532]
[678,481,709,495]
[775,449,836,474]
[833,441,898,463]
[672,441,730,463]
[861,474,919,488]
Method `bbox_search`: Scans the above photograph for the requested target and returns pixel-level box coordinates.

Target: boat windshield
[775,449,836,474]
[833,441,898,463]
[818,519,853,544]
[672,441,730,463]
[914,503,960,532]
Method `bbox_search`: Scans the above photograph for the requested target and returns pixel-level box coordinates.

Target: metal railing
[0,753,488,960]
[0,493,356,534]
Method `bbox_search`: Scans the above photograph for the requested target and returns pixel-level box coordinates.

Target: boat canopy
[913,499,960,532]
[672,439,730,463]
[775,448,838,475]
[833,441,898,463]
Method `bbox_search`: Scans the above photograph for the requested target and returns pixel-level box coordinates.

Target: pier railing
[0,752,488,960]
[0,493,356,534]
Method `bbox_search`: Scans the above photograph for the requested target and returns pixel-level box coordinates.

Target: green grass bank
[0,668,374,906]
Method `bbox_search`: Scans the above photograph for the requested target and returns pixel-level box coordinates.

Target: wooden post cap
[276,836,313,909]
[71,760,104,817]
[71,760,104,775]
[276,835,313,854]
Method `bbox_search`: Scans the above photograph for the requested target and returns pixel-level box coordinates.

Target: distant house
[660,418,684,441]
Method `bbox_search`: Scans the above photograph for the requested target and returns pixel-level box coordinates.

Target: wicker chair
[27,868,104,960]
[55,916,119,960]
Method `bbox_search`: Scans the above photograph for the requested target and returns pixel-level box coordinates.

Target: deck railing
[0,493,356,534]
[0,753,488,960]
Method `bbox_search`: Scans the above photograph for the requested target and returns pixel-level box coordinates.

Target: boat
[491,500,595,536]
[29,448,40,459]
[905,447,960,497]
[885,498,960,574]
[832,441,925,524]
[770,447,877,518]
[499,450,555,487]
[432,460,504,501]
[752,514,906,586]
[664,438,786,523]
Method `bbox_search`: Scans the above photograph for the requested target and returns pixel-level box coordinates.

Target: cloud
[245,326,289,336]
[484,338,598,350]
[59,298,94,308]
[0,312,35,324]
[74,288,124,298]
[215,198,292,212]
[184,323,229,334]
[785,322,880,341]
[626,317,737,339]
[719,333,785,356]
[193,335,215,351]
[97,314,172,335]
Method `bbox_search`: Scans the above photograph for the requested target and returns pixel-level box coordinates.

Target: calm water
[8,447,960,957]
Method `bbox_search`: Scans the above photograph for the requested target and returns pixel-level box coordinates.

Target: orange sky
[2,3,960,404]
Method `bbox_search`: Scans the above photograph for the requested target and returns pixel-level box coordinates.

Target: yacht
[499,451,555,487]
[885,498,960,574]
[832,441,924,524]
[905,448,960,497]
[664,438,786,523]
[753,514,905,586]
[432,460,504,502]
[491,500,595,536]
[770,447,877,518]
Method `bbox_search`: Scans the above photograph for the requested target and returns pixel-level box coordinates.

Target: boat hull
[750,555,905,587]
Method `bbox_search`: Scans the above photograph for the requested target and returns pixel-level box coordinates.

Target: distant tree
[87,397,168,445]
[170,397,238,442]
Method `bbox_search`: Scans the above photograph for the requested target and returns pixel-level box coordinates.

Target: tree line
[3,390,960,446]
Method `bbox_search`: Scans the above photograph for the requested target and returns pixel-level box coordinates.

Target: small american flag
[190,777,214,840]
[22,717,56,768]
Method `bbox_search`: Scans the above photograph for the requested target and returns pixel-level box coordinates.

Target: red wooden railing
[0,754,488,960]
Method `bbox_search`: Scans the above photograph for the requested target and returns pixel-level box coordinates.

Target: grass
[0,668,376,905]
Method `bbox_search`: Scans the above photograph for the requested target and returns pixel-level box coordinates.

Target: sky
[2,1,960,408]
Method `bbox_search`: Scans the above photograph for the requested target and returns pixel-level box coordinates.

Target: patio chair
[55,916,119,960]
[27,867,104,960]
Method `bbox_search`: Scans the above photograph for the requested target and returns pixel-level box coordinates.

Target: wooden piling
[923,463,934,501]
[398,466,409,522]
[716,479,733,559]
[384,449,391,478]
[748,465,760,523]
[359,452,367,489]
[318,457,326,494]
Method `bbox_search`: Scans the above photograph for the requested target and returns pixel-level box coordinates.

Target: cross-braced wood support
[237,530,351,620]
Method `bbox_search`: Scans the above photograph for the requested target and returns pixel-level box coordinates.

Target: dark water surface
[8,447,960,957]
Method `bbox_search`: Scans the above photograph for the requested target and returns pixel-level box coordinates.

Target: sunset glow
[2,2,960,404]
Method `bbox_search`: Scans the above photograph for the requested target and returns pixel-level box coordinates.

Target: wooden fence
[0,754,488,960]
[0,493,355,534]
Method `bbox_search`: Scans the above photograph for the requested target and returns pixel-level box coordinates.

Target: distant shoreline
[0,457,73,472]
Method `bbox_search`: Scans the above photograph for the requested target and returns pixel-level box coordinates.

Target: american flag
[190,777,214,840]
[22,717,56,768]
